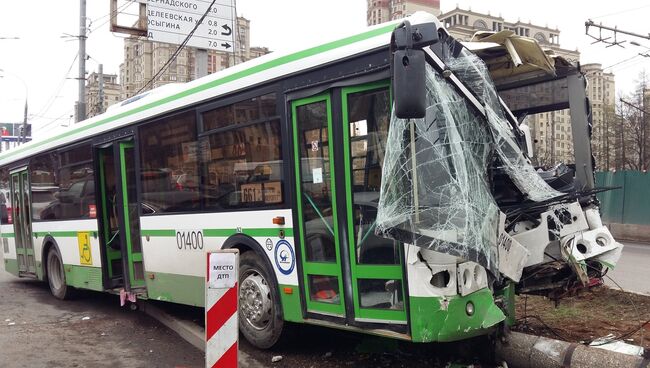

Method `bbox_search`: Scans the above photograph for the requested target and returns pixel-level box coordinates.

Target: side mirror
[393,49,426,119]
[391,21,439,119]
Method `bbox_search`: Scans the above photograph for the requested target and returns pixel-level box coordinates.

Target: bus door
[10,168,37,276]
[95,141,145,291]
[291,82,407,325]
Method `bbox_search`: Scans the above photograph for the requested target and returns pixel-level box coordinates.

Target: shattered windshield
[376,63,501,274]
[445,48,563,202]
[376,45,562,275]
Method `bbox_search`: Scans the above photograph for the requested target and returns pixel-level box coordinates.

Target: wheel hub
[239,273,272,330]
[48,252,63,290]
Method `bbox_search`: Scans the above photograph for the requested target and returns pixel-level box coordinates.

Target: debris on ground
[514,286,650,349]
[271,355,283,363]
[589,335,645,356]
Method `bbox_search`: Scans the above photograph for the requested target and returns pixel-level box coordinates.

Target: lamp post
[0,69,28,145]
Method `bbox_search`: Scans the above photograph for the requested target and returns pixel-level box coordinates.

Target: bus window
[32,145,95,221]
[0,167,9,224]
[345,87,399,265]
[139,111,199,213]
[200,93,283,210]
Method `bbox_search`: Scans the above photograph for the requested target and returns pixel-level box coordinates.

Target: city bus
[0,12,623,348]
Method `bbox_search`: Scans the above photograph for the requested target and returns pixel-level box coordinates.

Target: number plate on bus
[176,230,204,251]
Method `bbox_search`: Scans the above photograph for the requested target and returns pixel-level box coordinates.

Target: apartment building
[85,71,122,118]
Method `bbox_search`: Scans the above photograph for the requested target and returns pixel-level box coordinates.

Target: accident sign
[208,252,237,289]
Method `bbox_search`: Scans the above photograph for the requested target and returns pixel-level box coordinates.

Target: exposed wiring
[521,253,648,348]
[135,0,218,95]
[516,314,573,341]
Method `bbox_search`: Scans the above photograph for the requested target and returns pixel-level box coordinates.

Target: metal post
[21,99,28,144]
[77,0,87,123]
[568,72,595,190]
[232,1,238,66]
[98,64,104,115]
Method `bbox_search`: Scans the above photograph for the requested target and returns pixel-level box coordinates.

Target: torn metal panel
[467,30,555,80]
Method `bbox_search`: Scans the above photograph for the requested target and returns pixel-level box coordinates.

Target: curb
[140,301,264,368]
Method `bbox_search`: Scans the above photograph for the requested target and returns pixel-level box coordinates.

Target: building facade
[120,17,270,100]
[582,63,616,170]
[367,0,441,26]
[85,71,122,118]
[438,7,614,167]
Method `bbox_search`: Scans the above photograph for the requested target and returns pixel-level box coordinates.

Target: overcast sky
[1,0,649,135]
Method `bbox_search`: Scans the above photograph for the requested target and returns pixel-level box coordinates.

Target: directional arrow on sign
[221,24,232,36]
[221,42,231,49]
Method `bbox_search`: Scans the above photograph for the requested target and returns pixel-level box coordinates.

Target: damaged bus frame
[0,12,622,348]
[378,15,624,332]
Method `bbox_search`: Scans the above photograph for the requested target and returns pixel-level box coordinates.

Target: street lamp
[0,68,28,145]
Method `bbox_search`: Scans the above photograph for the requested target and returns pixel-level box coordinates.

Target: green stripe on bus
[0,23,396,162]
[34,231,80,237]
[141,228,294,238]
[141,229,176,237]
[1,233,15,238]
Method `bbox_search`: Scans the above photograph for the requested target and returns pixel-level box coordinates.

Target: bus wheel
[46,246,73,300]
[238,251,284,349]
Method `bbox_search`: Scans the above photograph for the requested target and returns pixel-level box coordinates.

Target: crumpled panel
[376,64,500,274]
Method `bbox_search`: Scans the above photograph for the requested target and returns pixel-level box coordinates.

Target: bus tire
[46,246,73,300]
[238,251,284,349]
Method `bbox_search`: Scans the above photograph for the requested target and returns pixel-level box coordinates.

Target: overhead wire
[589,5,650,20]
[603,54,642,71]
[32,54,79,120]
[36,108,75,130]
[135,0,218,95]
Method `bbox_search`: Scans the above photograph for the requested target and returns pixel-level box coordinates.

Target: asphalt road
[1,241,644,367]
[606,241,650,295]
[0,261,204,368]
[0,260,483,368]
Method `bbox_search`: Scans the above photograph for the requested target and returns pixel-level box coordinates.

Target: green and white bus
[0,12,622,348]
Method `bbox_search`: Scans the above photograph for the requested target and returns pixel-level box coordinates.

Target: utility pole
[77,0,87,123]
[98,64,105,114]
[21,98,28,144]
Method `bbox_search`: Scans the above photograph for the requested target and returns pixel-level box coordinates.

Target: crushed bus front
[376,13,623,341]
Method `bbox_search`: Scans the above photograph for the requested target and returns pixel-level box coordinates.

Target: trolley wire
[589,5,650,20]
[32,54,79,121]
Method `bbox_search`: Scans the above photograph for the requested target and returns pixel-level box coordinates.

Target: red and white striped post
[206,249,239,368]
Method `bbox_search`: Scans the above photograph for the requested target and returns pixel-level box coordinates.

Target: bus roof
[0,12,440,167]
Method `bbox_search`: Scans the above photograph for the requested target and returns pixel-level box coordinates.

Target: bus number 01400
[176,230,204,250]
